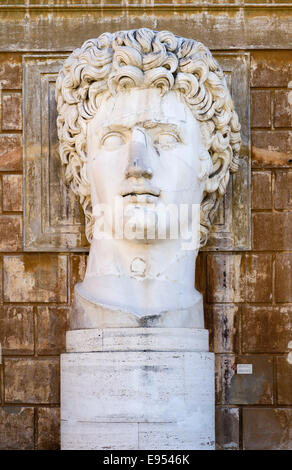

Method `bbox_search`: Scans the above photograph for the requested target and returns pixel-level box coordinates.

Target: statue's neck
[79,238,201,316]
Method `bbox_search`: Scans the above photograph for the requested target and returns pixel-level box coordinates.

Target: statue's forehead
[90,88,194,129]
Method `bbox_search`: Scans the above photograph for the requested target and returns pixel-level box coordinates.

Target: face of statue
[86,87,211,244]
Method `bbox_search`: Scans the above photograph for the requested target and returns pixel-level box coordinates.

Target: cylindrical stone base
[61,328,215,450]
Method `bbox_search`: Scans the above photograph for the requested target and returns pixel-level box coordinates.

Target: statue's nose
[125,128,153,179]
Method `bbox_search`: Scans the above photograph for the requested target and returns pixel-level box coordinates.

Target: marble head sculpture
[56,28,241,329]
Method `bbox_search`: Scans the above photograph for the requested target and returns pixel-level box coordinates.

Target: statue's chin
[121,209,170,242]
[121,222,165,243]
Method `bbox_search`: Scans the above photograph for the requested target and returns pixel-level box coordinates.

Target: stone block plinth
[61,328,214,450]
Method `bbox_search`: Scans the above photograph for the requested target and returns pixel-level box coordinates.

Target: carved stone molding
[23,55,88,252]
[202,53,251,251]
[1,8,291,51]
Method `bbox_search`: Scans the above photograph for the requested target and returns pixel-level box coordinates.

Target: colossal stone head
[56,28,241,247]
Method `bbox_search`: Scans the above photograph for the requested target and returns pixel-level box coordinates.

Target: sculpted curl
[56,28,241,246]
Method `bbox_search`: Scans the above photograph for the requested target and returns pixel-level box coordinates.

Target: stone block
[205,304,239,354]
[0,305,34,355]
[1,92,22,130]
[251,171,272,210]
[251,51,292,87]
[61,348,214,450]
[276,356,292,405]
[37,407,60,450]
[215,406,239,450]
[245,253,272,302]
[243,408,292,450]
[0,53,22,89]
[0,215,22,251]
[0,3,291,52]
[37,306,69,355]
[274,90,292,128]
[138,422,213,450]
[66,328,209,353]
[275,253,292,302]
[252,130,292,167]
[61,330,215,450]
[242,306,292,353]
[102,328,209,353]
[4,358,60,404]
[0,407,34,450]
[251,90,271,128]
[62,351,214,423]
[0,134,22,171]
[274,170,292,209]
[207,254,244,303]
[253,212,292,250]
[2,174,22,211]
[216,355,273,405]
[3,254,67,302]
[62,421,139,450]
[66,329,102,353]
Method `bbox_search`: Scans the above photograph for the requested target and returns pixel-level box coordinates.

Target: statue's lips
[122,194,159,204]
[122,192,159,197]
[121,189,160,204]
[121,188,160,198]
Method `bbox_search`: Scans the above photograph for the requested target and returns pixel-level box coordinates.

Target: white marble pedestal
[61,328,214,450]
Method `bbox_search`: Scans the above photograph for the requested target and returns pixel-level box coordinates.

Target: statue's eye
[101,132,125,149]
[156,132,179,148]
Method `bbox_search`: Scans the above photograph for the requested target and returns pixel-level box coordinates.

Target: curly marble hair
[56,28,241,246]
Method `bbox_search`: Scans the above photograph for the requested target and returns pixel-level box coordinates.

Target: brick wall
[197,50,292,450]
[0,53,88,449]
[0,10,291,450]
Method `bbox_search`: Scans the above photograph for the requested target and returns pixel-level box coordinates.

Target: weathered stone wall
[0,1,291,450]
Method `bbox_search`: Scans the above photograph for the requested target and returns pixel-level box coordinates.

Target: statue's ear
[206,152,233,195]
